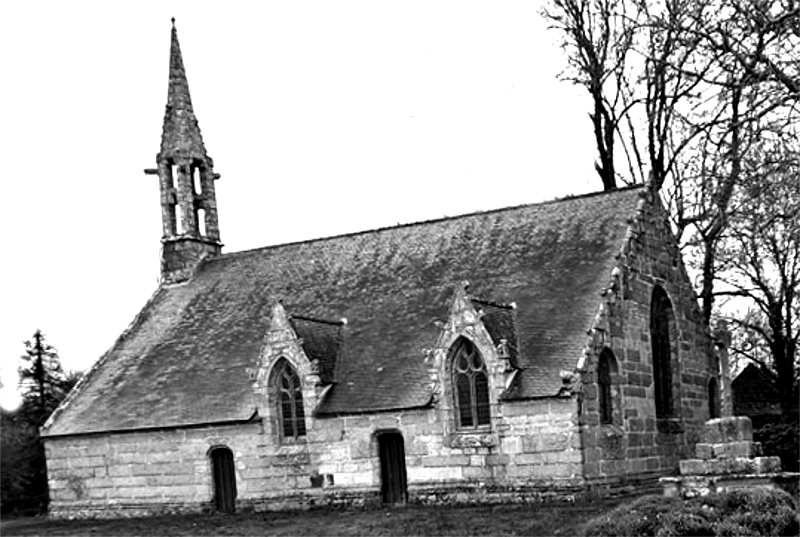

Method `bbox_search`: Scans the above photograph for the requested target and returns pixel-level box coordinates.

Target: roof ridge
[210,184,645,263]
[290,313,348,327]
[471,296,517,310]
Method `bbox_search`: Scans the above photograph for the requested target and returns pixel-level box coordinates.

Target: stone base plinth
[695,440,762,460]
[679,456,782,476]
[662,472,800,498]
[664,416,797,499]
[703,416,753,443]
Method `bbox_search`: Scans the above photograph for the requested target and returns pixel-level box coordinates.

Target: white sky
[0,1,598,405]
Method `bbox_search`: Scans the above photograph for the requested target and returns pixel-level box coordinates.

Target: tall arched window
[651,286,675,419]
[271,359,306,440]
[598,348,618,425]
[708,378,719,419]
[450,338,490,429]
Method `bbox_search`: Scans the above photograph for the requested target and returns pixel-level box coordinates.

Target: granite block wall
[577,190,714,490]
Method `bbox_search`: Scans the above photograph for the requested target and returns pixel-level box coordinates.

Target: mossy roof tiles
[44,186,644,436]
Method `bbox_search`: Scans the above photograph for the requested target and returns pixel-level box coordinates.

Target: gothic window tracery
[271,359,306,440]
[450,338,490,429]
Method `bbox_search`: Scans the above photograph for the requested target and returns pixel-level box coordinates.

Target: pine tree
[18,330,71,425]
[1,331,81,515]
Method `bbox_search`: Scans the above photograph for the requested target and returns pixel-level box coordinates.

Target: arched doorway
[378,431,408,504]
[210,447,237,513]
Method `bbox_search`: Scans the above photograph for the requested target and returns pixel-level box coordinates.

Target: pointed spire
[151,19,223,284]
[160,18,208,160]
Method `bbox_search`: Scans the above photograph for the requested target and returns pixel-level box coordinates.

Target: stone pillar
[714,320,733,418]
[158,159,177,237]
[175,159,197,236]
[199,165,220,241]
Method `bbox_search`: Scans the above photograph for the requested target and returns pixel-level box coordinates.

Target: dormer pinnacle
[147,19,222,284]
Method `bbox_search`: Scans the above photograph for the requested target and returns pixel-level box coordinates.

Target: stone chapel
[41,21,716,517]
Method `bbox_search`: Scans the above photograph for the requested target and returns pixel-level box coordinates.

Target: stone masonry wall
[46,422,266,518]
[47,395,583,518]
[47,291,586,518]
[577,189,714,490]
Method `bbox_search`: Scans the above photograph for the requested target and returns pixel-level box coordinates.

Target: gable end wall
[577,190,714,490]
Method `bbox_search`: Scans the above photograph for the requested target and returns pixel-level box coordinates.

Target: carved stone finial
[496,339,509,359]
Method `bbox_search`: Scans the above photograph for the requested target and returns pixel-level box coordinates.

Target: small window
[598,348,618,425]
[451,338,490,429]
[192,165,202,195]
[197,207,207,236]
[271,359,306,440]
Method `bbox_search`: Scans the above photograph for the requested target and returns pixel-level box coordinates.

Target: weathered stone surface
[712,441,761,459]
[751,456,782,475]
[703,417,753,443]
[695,443,714,460]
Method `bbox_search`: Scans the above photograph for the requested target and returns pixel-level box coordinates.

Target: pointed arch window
[271,359,306,440]
[598,348,618,425]
[708,378,719,419]
[651,286,675,419]
[451,338,490,429]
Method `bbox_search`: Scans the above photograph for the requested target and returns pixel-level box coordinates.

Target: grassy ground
[0,497,629,536]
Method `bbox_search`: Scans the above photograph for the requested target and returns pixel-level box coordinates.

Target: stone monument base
[661,416,799,498]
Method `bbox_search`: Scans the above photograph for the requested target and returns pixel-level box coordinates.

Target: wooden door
[211,447,237,513]
[378,432,408,504]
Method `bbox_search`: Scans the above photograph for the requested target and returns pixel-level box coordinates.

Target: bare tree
[717,139,800,416]
[670,0,800,324]
[543,0,642,190]
[545,0,800,412]
[545,0,799,327]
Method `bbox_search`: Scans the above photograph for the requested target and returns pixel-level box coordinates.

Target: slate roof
[289,315,345,385]
[471,298,520,369]
[732,364,779,401]
[44,185,645,437]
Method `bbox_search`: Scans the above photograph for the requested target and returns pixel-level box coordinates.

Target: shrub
[580,489,799,537]
[709,488,799,536]
[755,418,799,473]
[656,509,716,536]
[581,495,688,536]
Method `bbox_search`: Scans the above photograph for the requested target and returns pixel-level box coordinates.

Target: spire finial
[171,17,176,27]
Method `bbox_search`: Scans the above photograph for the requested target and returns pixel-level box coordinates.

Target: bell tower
[145,19,222,284]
